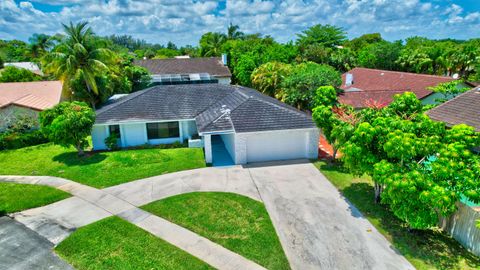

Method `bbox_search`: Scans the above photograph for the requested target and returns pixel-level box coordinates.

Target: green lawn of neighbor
[313,160,480,270]
[142,192,290,270]
[0,183,70,215]
[55,216,212,270]
[0,143,206,188]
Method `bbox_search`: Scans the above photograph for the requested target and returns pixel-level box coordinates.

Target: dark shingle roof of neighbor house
[339,68,454,108]
[96,84,315,134]
[133,57,232,77]
[427,86,480,132]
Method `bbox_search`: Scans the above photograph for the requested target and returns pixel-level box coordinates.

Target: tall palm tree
[227,23,244,40]
[28,34,54,58]
[200,32,227,56]
[43,22,114,107]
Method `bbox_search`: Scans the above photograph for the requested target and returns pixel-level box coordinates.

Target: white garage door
[246,131,308,163]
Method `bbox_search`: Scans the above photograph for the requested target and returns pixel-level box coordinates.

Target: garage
[242,129,318,163]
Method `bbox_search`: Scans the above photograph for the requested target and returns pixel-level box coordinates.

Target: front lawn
[141,192,290,270]
[313,160,480,270]
[0,183,70,215]
[0,143,206,188]
[55,216,212,270]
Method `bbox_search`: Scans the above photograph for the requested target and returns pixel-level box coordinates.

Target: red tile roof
[0,81,63,111]
[339,68,454,108]
[427,86,480,132]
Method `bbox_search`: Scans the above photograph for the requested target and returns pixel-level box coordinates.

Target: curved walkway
[0,174,265,270]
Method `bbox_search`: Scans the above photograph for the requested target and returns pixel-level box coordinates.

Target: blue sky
[1,0,479,46]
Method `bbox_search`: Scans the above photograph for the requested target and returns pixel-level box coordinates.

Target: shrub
[0,129,48,150]
[104,134,119,150]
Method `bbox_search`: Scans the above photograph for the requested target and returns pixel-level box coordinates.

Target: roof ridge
[349,67,453,79]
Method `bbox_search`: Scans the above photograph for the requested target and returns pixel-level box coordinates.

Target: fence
[440,202,480,256]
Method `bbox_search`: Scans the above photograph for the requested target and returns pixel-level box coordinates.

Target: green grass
[313,160,480,270]
[0,183,70,214]
[55,216,213,270]
[141,192,290,270]
[0,143,206,188]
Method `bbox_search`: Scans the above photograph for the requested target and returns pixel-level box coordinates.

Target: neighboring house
[0,81,63,131]
[339,67,459,108]
[427,86,480,132]
[4,62,44,76]
[133,56,232,85]
[92,84,319,165]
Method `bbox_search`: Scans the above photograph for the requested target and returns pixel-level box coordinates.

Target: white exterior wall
[91,119,196,150]
[91,125,108,150]
[233,128,319,164]
[220,133,236,162]
[204,134,212,164]
[122,123,147,146]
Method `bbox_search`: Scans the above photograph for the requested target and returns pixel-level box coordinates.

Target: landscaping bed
[141,192,290,270]
[55,216,212,270]
[0,143,206,188]
[0,183,70,215]
[313,160,480,270]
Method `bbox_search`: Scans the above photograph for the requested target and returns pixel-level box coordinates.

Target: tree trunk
[374,182,383,204]
[332,147,338,161]
[76,144,85,157]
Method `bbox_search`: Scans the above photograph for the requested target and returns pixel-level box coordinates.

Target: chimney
[345,73,353,86]
[221,53,228,66]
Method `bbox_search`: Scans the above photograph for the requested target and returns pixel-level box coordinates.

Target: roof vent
[345,73,354,86]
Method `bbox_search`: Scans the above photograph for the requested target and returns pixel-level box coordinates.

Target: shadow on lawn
[52,151,107,166]
[319,163,480,270]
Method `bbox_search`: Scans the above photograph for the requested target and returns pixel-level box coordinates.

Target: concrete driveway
[246,160,413,270]
[0,217,73,270]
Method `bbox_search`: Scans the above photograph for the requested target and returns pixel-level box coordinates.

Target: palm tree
[227,23,244,40]
[199,32,227,57]
[28,34,54,58]
[43,22,114,107]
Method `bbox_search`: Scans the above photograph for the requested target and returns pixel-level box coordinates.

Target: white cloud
[0,0,478,46]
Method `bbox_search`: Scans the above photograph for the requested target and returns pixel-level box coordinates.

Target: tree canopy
[0,66,42,82]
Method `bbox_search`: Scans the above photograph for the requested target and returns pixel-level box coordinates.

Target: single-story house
[92,84,319,165]
[133,56,232,85]
[0,81,63,131]
[339,68,464,108]
[427,86,480,132]
[4,62,44,76]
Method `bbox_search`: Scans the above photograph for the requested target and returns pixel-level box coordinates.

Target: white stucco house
[133,56,232,85]
[92,84,319,165]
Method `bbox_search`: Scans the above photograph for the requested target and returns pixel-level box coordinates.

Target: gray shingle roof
[133,57,232,77]
[427,86,480,132]
[96,84,316,134]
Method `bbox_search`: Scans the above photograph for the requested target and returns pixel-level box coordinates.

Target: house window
[109,125,121,139]
[147,122,180,140]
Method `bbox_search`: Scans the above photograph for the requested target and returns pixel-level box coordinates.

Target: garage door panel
[246,131,307,163]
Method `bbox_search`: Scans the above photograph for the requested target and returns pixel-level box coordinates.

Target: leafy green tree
[225,37,297,86]
[40,102,95,156]
[296,24,347,49]
[357,41,403,70]
[346,33,383,52]
[281,62,341,110]
[251,61,292,98]
[199,32,227,56]
[338,92,480,229]
[428,80,470,102]
[0,39,32,62]
[155,48,180,58]
[0,55,3,68]
[0,66,41,82]
[312,86,356,160]
[144,49,155,59]
[43,22,115,107]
